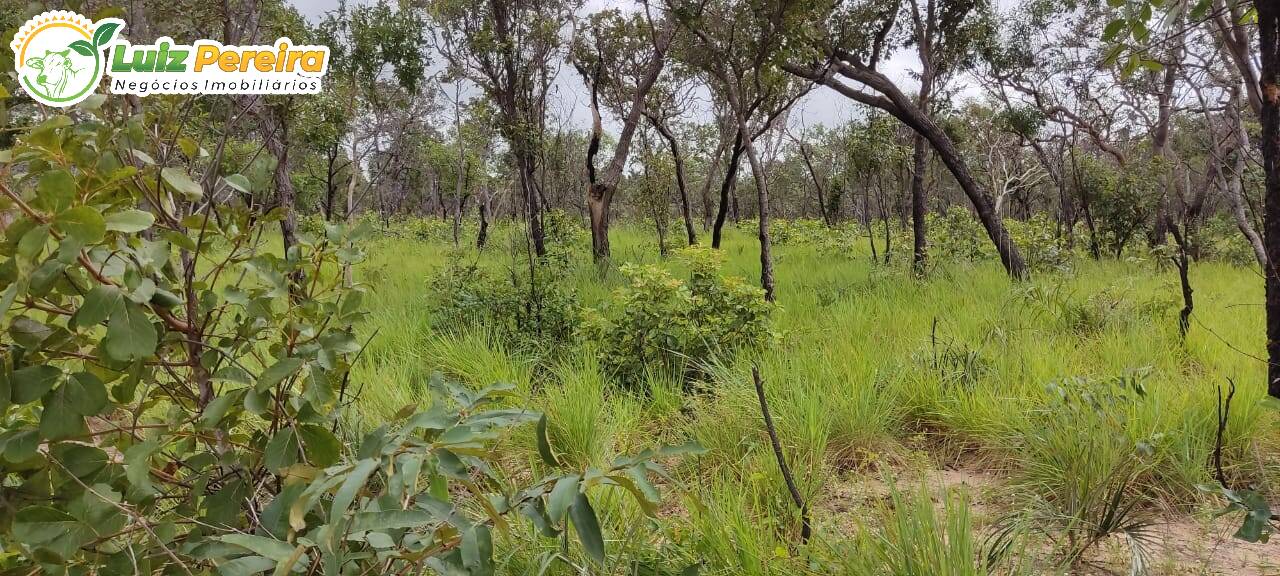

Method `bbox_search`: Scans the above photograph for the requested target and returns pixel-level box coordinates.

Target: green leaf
[9,316,52,348]
[548,474,579,526]
[74,285,122,328]
[64,372,108,415]
[12,506,91,560]
[93,21,121,47]
[12,365,62,404]
[329,458,378,525]
[104,209,155,233]
[350,509,436,532]
[69,39,94,57]
[104,300,157,361]
[461,524,494,576]
[124,441,160,495]
[224,174,252,194]
[40,384,88,440]
[16,224,49,262]
[1102,19,1126,42]
[37,170,76,213]
[536,414,560,467]
[198,388,245,430]
[160,167,204,201]
[569,492,605,565]
[54,206,106,244]
[264,428,299,473]
[297,424,342,467]
[218,556,276,576]
[215,534,301,562]
[257,357,304,392]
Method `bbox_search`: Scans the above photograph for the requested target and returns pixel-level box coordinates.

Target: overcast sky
[288,0,987,131]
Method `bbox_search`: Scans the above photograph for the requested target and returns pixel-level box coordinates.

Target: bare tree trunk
[649,114,698,245]
[739,120,775,301]
[712,131,745,248]
[1225,91,1269,269]
[1257,0,1280,398]
[910,133,928,271]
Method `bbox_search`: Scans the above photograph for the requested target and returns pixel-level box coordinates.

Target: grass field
[347,221,1278,575]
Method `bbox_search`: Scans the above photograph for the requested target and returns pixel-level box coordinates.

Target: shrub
[426,255,579,352]
[0,101,683,573]
[582,246,775,390]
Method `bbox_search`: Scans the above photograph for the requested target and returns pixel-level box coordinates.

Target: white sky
[289,0,988,131]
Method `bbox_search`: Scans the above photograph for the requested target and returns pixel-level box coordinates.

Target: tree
[573,5,677,262]
[677,0,812,301]
[428,0,581,258]
[780,0,1030,279]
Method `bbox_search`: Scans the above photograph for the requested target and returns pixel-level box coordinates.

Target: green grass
[349,221,1278,574]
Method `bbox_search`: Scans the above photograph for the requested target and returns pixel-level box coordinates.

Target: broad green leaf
[104,300,157,361]
[54,206,106,244]
[37,170,76,213]
[224,174,252,194]
[93,21,121,47]
[40,385,88,440]
[257,357,304,392]
[74,284,123,328]
[12,506,91,560]
[350,509,436,532]
[217,556,276,576]
[264,428,299,473]
[9,316,52,348]
[569,492,605,565]
[12,365,62,403]
[297,424,342,467]
[160,167,203,201]
[329,458,378,525]
[461,524,494,576]
[547,474,579,525]
[64,372,108,415]
[104,209,155,233]
[215,534,301,562]
[124,441,160,495]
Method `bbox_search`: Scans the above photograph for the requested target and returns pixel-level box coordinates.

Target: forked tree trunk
[712,130,745,248]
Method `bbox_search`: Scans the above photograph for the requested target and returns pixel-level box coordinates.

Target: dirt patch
[815,463,1279,575]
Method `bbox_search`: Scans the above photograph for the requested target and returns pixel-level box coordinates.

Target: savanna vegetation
[1,0,1279,574]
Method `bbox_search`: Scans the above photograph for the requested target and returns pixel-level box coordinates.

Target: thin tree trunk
[910,133,928,271]
[739,120,776,301]
[649,114,698,245]
[712,131,745,248]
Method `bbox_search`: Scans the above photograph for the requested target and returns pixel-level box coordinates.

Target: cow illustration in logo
[26,49,82,97]
[10,11,122,107]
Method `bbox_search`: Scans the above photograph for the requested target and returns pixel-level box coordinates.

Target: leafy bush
[581,246,775,390]
[931,211,992,262]
[0,101,682,574]
[426,255,579,352]
[1006,214,1072,272]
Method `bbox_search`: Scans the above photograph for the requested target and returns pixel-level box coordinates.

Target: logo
[11,11,330,108]
[11,11,121,107]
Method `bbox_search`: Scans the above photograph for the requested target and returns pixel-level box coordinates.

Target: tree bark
[910,133,928,271]
[739,118,776,301]
[648,113,697,245]
[712,130,745,248]
[1257,0,1280,398]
